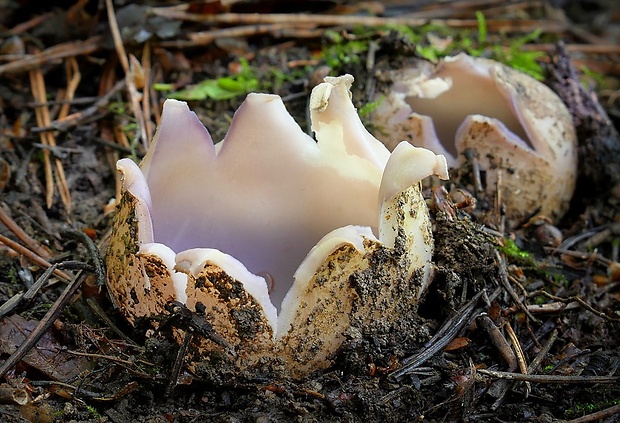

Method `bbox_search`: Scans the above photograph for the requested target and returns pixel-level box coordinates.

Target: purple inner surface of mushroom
[405,61,532,157]
[141,97,382,311]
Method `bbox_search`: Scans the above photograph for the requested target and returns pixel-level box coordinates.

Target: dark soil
[0,1,619,422]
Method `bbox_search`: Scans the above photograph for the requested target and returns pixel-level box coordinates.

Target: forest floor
[0,1,619,422]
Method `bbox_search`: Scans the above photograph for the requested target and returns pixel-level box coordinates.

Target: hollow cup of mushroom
[106,75,448,378]
[373,53,577,224]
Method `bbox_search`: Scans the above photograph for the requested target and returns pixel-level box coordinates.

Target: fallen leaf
[0,315,93,382]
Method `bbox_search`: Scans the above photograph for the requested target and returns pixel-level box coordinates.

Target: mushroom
[105,75,448,378]
[373,53,577,223]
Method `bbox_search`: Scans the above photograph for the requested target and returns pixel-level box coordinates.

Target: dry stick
[527,329,557,374]
[105,0,148,149]
[0,271,86,379]
[530,289,620,323]
[494,250,540,323]
[0,36,101,76]
[391,288,493,381]
[505,322,528,376]
[7,12,53,35]
[477,369,619,384]
[495,330,557,408]
[141,42,153,143]
[29,65,71,211]
[166,331,192,398]
[32,79,126,133]
[62,230,105,287]
[477,314,517,407]
[85,297,137,346]
[28,68,54,208]
[478,315,518,371]
[0,264,57,318]
[148,9,568,33]
[65,349,145,368]
[522,301,580,314]
[564,404,620,423]
[0,234,72,282]
[547,247,612,266]
[58,57,81,122]
[505,321,531,397]
[182,24,310,46]
[522,43,620,54]
[0,204,52,259]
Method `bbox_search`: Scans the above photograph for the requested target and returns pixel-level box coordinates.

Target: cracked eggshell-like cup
[373,53,577,223]
[106,75,448,379]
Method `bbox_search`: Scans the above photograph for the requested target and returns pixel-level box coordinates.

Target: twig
[86,297,137,345]
[505,322,528,375]
[105,0,148,149]
[518,301,580,314]
[148,8,568,33]
[0,36,101,76]
[0,264,57,318]
[62,230,105,287]
[505,321,531,396]
[166,331,191,397]
[564,404,620,423]
[7,12,54,35]
[523,43,620,54]
[57,56,81,122]
[495,250,540,323]
[478,369,619,384]
[478,312,519,407]
[390,289,492,381]
[546,247,612,266]
[28,65,53,208]
[29,61,71,211]
[0,204,52,259]
[478,315,517,371]
[0,271,86,379]
[65,350,146,367]
[0,233,72,282]
[141,43,153,143]
[527,329,557,374]
[191,24,301,44]
[32,79,126,133]
[529,290,620,322]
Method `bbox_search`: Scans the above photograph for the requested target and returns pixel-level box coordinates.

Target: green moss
[323,12,551,79]
[497,238,534,264]
[86,404,102,419]
[164,58,259,101]
[565,397,620,418]
[358,96,384,117]
[322,33,370,69]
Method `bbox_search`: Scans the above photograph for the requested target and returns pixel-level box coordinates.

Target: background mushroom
[373,53,577,224]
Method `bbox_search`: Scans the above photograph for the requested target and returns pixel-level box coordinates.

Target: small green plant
[160,58,259,101]
[580,65,606,88]
[358,96,384,117]
[543,269,569,287]
[86,404,102,419]
[565,397,620,418]
[476,11,487,44]
[381,12,548,79]
[491,29,545,79]
[498,238,533,264]
[322,29,371,69]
